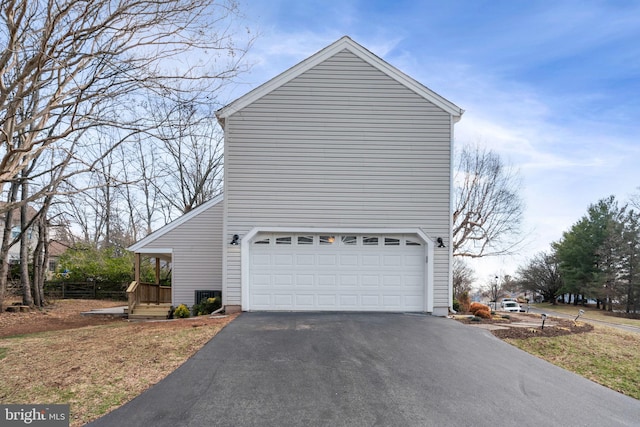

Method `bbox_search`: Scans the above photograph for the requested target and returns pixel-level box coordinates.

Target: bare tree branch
[453,143,525,258]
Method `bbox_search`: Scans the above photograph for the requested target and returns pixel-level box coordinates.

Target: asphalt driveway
[88,313,640,427]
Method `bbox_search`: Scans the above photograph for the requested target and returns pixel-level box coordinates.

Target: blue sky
[225,0,640,285]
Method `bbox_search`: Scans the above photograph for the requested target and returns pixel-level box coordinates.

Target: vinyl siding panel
[224,50,452,310]
[143,202,224,306]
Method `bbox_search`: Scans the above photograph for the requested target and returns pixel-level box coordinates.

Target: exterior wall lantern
[230,234,240,245]
[436,237,445,248]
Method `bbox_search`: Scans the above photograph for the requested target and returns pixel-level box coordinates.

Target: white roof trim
[127,194,224,252]
[135,248,173,254]
[216,36,464,124]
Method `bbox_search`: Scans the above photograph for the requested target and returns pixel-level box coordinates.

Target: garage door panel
[274,274,293,286]
[317,294,337,306]
[361,275,380,286]
[340,275,358,286]
[318,275,336,286]
[295,294,314,307]
[296,254,315,265]
[249,233,425,311]
[361,295,380,306]
[404,254,423,266]
[382,275,402,286]
[296,274,314,286]
[251,274,271,287]
[252,254,271,266]
[274,254,294,265]
[383,255,403,266]
[340,295,358,306]
[339,254,359,266]
[318,254,337,265]
[404,274,423,287]
[362,255,381,266]
[274,294,293,306]
[252,293,271,307]
[383,295,402,307]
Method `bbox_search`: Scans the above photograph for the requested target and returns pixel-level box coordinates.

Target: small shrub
[452,298,460,312]
[192,297,222,316]
[173,304,190,318]
[471,316,482,322]
[459,291,471,313]
[501,314,511,320]
[474,309,492,319]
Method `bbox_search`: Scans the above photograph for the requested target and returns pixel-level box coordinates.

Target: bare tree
[452,257,475,299]
[0,0,254,309]
[453,144,524,258]
[482,275,503,309]
[146,97,224,216]
[0,0,252,213]
[517,251,563,305]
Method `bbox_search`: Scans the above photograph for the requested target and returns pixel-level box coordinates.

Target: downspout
[448,111,463,314]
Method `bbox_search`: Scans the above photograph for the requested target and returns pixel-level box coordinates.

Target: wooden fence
[44,281,128,300]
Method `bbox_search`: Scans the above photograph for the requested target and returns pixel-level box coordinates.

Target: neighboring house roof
[127,194,224,252]
[0,202,39,226]
[216,36,464,125]
[48,240,70,257]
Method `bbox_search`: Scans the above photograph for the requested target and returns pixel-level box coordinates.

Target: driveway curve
[87,312,640,427]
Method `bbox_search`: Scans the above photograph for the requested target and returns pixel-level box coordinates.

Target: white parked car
[502,301,522,312]
[500,298,517,308]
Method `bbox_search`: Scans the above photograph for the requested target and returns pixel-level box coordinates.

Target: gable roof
[127,194,224,252]
[216,36,464,125]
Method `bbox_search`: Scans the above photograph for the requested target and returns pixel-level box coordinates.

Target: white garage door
[248,234,425,311]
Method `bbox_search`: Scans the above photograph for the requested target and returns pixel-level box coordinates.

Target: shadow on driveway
[87,312,640,427]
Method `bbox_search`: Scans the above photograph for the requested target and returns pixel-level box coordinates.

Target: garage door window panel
[297,235,314,245]
[405,238,421,246]
[319,235,336,245]
[363,237,379,246]
[276,236,292,245]
[384,237,400,246]
[341,235,357,245]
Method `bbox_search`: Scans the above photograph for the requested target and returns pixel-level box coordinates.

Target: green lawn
[507,324,640,400]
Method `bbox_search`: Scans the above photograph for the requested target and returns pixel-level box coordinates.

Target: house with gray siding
[128,36,463,316]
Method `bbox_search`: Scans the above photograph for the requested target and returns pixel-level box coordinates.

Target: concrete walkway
[87,312,640,427]
[80,306,127,317]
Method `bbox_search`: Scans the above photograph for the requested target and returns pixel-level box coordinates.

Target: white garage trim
[240,227,434,312]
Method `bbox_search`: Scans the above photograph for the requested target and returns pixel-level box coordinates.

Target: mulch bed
[455,313,594,339]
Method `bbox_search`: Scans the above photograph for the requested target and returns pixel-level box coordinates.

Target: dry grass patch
[0,314,237,426]
[506,324,640,400]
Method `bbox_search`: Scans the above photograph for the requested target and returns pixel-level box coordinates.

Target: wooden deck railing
[126,281,171,314]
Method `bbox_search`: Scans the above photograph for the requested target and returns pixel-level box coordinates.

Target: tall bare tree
[0,0,254,308]
[517,251,563,304]
[0,0,252,213]
[146,97,224,216]
[452,257,475,300]
[453,144,524,258]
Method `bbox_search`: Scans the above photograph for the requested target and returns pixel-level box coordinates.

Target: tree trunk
[33,208,51,306]
[20,178,33,307]
[0,182,20,312]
